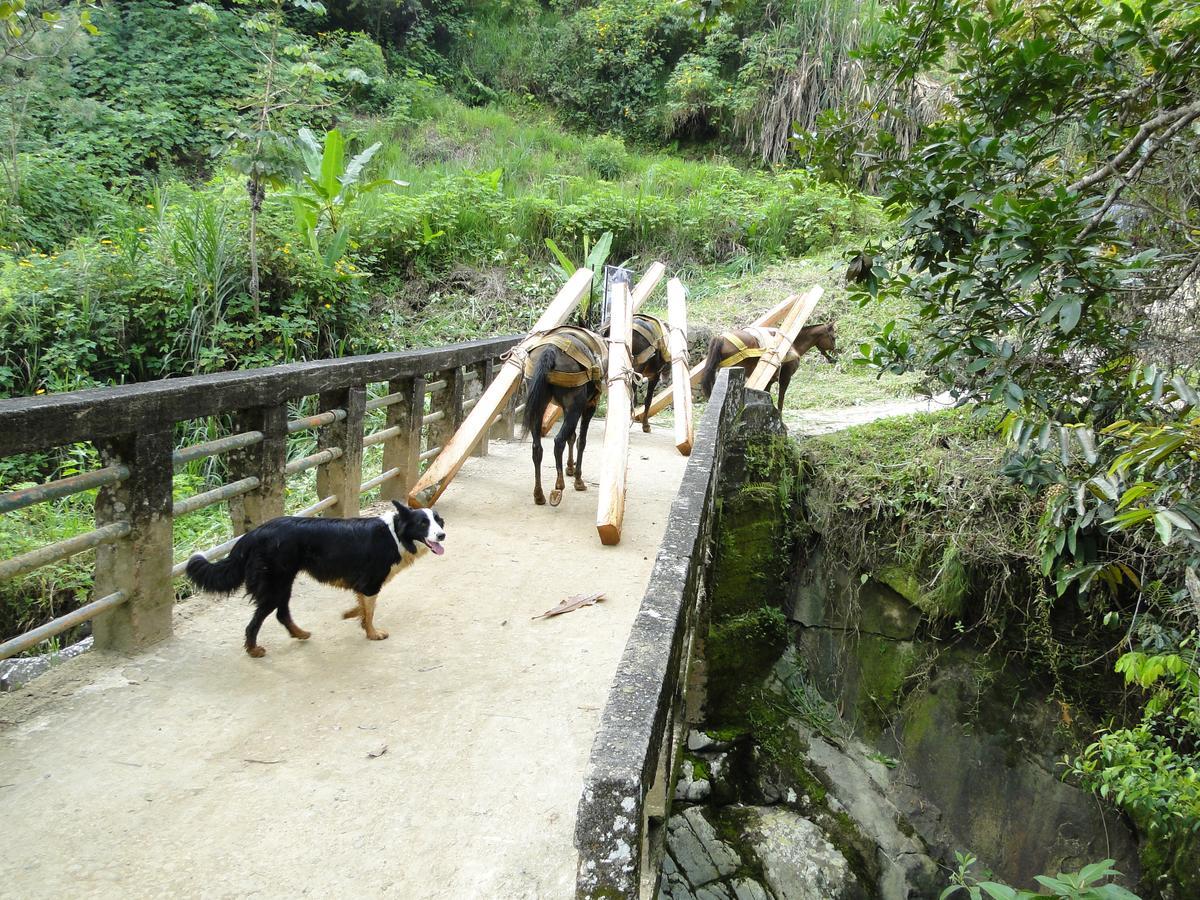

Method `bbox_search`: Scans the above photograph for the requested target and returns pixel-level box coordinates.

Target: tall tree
[0,0,99,199]
[190,0,332,312]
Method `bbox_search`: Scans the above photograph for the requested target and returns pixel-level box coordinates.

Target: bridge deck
[0,422,689,899]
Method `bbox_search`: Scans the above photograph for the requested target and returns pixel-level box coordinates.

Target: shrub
[582,134,630,181]
[545,0,697,141]
[0,152,121,250]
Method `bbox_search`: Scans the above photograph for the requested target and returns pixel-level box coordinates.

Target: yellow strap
[719,333,764,368]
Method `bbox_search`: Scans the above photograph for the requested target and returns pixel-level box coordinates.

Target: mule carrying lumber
[407,268,594,507]
[633,291,797,423]
[542,261,666,432]
[667,278,694,455]
[595,277,634,546]
[746,285,823,391]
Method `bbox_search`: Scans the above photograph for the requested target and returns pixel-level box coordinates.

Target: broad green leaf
[343,141,382,186]
[544,238,576,276]
[1153,511,1173,545]
[319,129,345,199]
[1059,298,1082,333]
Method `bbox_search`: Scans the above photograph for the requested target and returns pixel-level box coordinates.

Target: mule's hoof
[291,629,311,640]
[566,464,575,477]
[574,480,587,492]
[366,629,389,641]
[246,645,266,658]
[642,424,651,434]
[534,493,546,506]
[549,489,563,507]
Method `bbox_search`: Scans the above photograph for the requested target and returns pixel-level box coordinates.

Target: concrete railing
[574,367,746,898]
[0,337,521,661]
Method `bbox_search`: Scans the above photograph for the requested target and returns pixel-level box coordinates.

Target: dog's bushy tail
[185,534,252,594]
[523,346,555,439]
[699,335,725,399]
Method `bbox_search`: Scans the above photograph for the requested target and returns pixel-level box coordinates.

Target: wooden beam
[407,268,594,507]
[666,278,694,456]
[543,262,666,433]
[595,279,634,546]
[634,290,799,423]
[746,285,824,392]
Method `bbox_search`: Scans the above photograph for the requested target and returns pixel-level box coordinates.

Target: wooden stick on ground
[406,268,594,508]
[746,285,824,391]
[634,290,799,423]
[542,261,666,433]
[666,278,693,455]
[595,277,634,546]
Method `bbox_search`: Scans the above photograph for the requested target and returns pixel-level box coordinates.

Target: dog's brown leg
[245,604,273,658]
[358,592,389,641]
[276,602,310,640]
[342,602,363,620]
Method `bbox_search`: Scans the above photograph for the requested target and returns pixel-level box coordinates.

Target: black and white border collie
[185,501,446,657]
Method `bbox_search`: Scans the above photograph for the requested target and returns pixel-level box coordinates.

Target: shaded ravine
[655,393,1145,900]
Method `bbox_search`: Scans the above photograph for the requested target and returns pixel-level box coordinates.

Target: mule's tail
[523,346,555,439]
[699,335,725,398]
[185,533,253,594]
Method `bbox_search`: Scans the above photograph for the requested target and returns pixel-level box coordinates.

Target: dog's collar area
[382,511,406,558]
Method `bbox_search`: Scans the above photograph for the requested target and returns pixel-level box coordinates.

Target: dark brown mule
[522,326,608,506]
[699,323,838,412]
[629,314,670,433]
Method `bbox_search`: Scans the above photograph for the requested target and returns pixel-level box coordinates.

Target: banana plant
[544,230,614,318]
[288,127,406,269]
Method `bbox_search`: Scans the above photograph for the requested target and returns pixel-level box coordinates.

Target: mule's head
[803,322,838,363]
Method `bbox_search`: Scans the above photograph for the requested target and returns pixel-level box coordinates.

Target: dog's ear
[391,500,412,519]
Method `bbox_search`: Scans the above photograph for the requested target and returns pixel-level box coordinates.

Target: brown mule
[521,326,608,507]
[699,323,838,411]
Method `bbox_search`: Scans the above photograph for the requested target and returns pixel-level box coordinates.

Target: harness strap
[719,327,799,368]
[631,315,669,368]
[719,333,765,368]
[523,326,608,389]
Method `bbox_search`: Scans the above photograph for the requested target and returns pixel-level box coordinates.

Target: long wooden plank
[667,278,694,456]
[746,285,823,391]
[407,268,594,507]
[595,279,634,546]
[634,291,798,423]
[543,261,666,432]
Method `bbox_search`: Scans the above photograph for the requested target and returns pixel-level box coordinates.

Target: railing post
[228,403,288,533]
[471,359,495,458]
[499,365,520,440]
[428,367,464,457]
[92,429,175,651]
[381,375,425,502]
[316,385,366,518]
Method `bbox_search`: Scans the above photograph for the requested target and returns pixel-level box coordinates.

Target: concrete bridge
[0,337,748,898]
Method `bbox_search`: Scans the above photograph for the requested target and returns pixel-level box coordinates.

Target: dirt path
[784,393,954,436]
[0,422,688,899]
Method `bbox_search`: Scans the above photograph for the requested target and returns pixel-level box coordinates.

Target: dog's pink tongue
[427,541,445,556]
